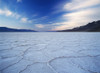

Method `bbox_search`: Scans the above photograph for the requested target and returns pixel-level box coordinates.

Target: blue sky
[0,0,100,31]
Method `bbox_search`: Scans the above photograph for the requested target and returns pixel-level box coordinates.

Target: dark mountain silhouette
[59,20,100,32]
[0,27,36,32]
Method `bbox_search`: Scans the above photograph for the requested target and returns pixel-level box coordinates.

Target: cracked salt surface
[0,32,100,73]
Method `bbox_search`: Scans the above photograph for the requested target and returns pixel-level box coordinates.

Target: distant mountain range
[59,20,100,32]
[0,27,36,32]
[1,20,100,32]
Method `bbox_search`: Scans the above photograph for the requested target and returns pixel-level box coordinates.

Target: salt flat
[0,32,100,73]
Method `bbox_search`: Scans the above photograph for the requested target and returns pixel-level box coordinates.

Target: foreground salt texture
[0,32,100,73]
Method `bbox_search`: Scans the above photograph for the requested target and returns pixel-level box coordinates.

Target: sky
[0,0,100,31]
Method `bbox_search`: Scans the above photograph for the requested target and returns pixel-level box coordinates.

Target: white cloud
[0,8,33,24]
[53,7,100,30]
[35,24,44,28]
[32,14,38,17]
[64,0,100,10]
[21,18,27,23]
[40,16,48,20]
[0,9,12,16]
[0,8,21,19]
[53,0,100,30]
[12,13,21,19]
[20,17,32,23]
[17,0,22,3]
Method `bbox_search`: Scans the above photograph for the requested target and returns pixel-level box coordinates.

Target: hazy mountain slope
[60,20,100,32]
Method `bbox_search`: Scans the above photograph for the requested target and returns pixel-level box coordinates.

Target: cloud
[12,13,21,19]
[35,24,44,28]
[20,17,32,23]
[40,16,48,20]
[0,9,12,16]
[32,14,38,17]
[21,18,27,23]
[0,8,33,24]
[0,8,21,19]
[17,0,22,3]
[64,0,100,11]
[53,8,100,30]
[53,0,100,30]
